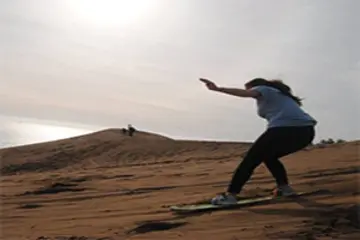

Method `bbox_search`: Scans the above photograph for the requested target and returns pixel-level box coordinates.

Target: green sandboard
[170,189,329,214]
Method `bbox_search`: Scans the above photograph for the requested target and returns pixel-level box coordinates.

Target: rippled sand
[1,129,359,239]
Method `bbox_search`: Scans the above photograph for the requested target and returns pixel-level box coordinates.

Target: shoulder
[250,85,279,100]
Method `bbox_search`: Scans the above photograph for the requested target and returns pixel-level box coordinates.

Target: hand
[199,78,219,91]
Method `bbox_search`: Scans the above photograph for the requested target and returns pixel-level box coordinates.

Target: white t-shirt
[251,85,317,128]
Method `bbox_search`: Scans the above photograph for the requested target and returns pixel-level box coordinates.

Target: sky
[1,0,359,142]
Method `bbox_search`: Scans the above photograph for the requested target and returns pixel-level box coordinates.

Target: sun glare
[67,0,158,28]
[10,121,93,146]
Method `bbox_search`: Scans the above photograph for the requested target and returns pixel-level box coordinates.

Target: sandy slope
[1,129,359,240]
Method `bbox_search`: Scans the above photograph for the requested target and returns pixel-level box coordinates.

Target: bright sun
[67,0,158,28]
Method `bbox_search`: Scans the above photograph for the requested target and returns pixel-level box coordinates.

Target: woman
[199,77,317,205]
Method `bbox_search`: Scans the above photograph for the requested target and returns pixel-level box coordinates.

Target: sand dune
[0,129,251,175]
[0,129,359,240]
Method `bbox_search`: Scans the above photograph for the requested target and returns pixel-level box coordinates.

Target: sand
[1,129,359,240]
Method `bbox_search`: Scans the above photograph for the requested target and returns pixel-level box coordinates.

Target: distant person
[127,124,136,137]
[200,77,317,205]
[122,128,128,135]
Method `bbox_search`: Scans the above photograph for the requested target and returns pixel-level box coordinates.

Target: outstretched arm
[199,78,260,98]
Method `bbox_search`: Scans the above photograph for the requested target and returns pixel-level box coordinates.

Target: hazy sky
[1,0,359,142]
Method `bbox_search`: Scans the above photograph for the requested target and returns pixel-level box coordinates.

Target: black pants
[227,125,315,194]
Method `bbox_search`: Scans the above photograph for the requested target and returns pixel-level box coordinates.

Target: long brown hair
[245,78,302,106]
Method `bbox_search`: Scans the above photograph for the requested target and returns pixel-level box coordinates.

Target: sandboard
[170,189,329,214]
